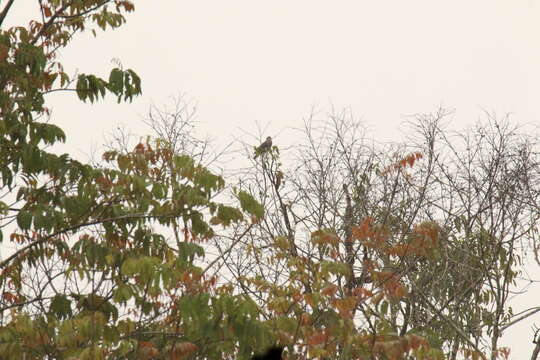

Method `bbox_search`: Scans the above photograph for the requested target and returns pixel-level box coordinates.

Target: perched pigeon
[251,346,283,360]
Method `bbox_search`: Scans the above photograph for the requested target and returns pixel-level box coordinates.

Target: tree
[2,2,539,359]
[0,2,272,359]
[212,108,539,359]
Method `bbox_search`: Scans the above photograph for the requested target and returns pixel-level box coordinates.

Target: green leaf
[380,300,388,316]
[33,211,46,230]
[108,68,124,94]
[1,168,13,188]
[16,210,32,230]
[321,261,350,277]
[151,183,165,199]
[0,201,8,216]
[120,258,137,276]
[237,191,264,219]
[113,284,133,304]
[117,155,130,171]
[174,155,194,171]
[76,75,88,101]
[214,205,243,226]
[191,212,212,236]
[49,294,72,319]
[177,242,205,266]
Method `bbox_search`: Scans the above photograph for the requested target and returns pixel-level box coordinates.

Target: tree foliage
[220,109,539,360]
[0,2,270,359]
[1,2,540,360]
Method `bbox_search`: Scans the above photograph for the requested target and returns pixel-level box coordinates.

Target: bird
[254,136,273,159]
[251,346,283,360]
[258,136,272,152]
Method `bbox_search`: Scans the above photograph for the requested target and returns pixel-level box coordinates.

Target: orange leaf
[332,297,358,318]
[300,313,311,326]
[407,334,428,350]
[304,293,315,307]
[139,341,155,348]
[311,230,340,246]
[351,217,375,241]
[43,6,52,17]
[405,155,412,167]
[321,284,338,297]
[307,331,328,346]
[171,342,198,357]
[138,342,160,360]
[353,287,373,300]
[2,292,16,303]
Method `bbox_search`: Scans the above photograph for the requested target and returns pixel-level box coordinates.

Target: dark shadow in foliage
[251,346,284,360]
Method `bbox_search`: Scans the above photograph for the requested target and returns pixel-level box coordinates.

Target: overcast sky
[8,1,540,357]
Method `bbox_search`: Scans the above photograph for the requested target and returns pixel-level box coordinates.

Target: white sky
[7,1,540,358]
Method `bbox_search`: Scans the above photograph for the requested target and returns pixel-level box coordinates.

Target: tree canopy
[0,2,539,360]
